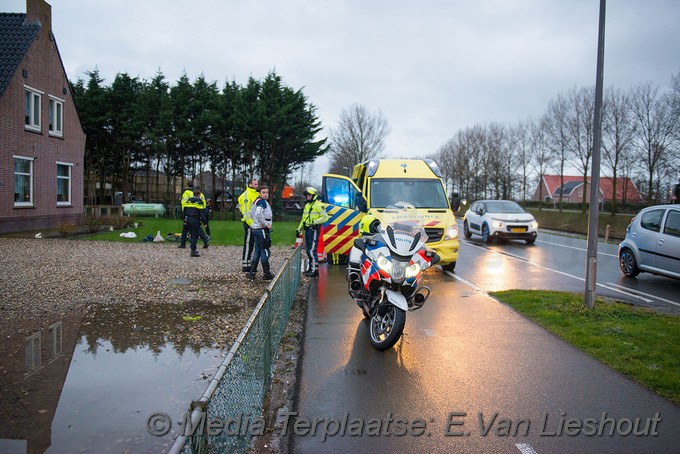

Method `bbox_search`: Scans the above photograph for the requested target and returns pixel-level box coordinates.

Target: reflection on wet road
[454,228,680,314]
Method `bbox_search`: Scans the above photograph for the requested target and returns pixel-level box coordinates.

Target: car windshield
[485,201,525,213]
[370,179,449,209]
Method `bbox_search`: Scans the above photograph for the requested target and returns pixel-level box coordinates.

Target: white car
[463,200,538,244]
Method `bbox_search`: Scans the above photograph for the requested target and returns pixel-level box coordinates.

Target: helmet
[359,215,381,235]
[303,186,318,201]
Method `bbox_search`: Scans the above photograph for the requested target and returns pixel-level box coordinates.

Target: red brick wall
[0,3,86,234]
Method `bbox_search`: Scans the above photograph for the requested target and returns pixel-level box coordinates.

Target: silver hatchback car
[618,204,680,279]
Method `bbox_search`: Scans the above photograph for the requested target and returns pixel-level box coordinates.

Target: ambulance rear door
[320,174,367,256]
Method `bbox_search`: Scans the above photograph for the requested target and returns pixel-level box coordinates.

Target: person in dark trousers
[179,180,205,249]
[247,186,274,280]
[183,188,206,257]
[238,179,259,271]
[296,187,329,277]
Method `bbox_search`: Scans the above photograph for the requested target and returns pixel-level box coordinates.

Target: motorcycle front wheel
[369,305,406,351]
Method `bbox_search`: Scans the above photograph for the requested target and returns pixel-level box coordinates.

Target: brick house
[532,175,642,205]
[0,0,85,234]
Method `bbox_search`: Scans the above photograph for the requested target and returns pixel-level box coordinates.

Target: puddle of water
[0,301,239,453]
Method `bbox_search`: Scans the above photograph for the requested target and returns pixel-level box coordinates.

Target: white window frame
[25,332,42,374]
[24,85,43,132]
[49,95,64,137]
[48,321,63,360]
[14,155,34,207]
[56,161,73,206]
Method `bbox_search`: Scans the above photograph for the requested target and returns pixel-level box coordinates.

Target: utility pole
[585,0,607,309]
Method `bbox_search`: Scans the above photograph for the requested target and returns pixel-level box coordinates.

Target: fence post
[605,224,610,243]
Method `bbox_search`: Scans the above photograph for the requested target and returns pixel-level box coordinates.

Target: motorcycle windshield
[377,204,429,254]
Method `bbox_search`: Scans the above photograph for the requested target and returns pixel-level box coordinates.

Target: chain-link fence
[169,246,302,454]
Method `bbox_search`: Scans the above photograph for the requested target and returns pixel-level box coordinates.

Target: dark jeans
[186,216,201,252]
[251,228,270,272]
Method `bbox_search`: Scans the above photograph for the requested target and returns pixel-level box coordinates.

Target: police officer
[183,188,206,257]
[179,180,206,248]
[238,179,259,271]
[296,187,329,277]
[348,214,381,269]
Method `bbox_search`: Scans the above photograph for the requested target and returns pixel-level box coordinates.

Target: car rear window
[640,209,664,232]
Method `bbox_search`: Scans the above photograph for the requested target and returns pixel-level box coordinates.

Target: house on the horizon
[0,0,85,234]
[532,175,643,205]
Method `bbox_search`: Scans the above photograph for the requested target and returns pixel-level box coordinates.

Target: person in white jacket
[247,187,274,280]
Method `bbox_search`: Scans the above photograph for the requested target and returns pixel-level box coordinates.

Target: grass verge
[79,218,299,247]
[490,290,680,405]
[528,209,633,241]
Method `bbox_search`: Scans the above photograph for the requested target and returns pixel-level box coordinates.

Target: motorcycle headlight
[405,262,421,278]
[444,225,459,240]
[377,254,392,273]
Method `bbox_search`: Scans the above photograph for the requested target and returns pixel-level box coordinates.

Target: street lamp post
[584,0,607,309]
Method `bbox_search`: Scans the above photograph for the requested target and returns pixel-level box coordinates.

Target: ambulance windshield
[370,179,449,209]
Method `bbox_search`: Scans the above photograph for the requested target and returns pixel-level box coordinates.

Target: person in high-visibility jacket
[178,180,206,249]
[183,188,207,257]
[296,187,329,277]
[237,179,259,271]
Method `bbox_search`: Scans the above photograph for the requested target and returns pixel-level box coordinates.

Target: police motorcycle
[346,205,440,351]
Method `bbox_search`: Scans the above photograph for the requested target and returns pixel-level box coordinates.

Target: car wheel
[619,248,640,277]
[442,262,456,272]
[463,220,472,238]
[481,223,492,243]
[525,237,536,245]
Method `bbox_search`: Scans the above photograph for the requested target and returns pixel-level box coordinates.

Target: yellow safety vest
[298,200,329,230]
[238,186,259,226]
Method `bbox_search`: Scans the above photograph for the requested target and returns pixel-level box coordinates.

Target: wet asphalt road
[292,231,680,453]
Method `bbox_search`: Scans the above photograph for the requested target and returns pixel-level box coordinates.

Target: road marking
[445,271,483,291]
[461,243,655,304]
[423,328,436,337]
[515,443,538,454]
[605,282,680,307]
[535,239,617,258]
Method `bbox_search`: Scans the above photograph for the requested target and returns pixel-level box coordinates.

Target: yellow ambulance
[320,159,461,271]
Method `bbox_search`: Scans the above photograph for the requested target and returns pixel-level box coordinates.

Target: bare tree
[602,86,635,213]
[565,86,595,211]
[327,104,390,176]
[530,117,554,210]
[509,118,535,202]
[544,93,571,211]
[669,71,680,180]
[630,81,678,203]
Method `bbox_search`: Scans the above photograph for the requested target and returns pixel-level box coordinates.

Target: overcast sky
[5,0,680,183]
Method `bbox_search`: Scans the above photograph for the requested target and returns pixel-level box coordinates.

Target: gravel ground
[0,237,289,346]
[0,237,305,453]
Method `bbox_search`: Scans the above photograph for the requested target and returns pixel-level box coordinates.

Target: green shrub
[103,215,134,230]
[82,216,103,234]
[57,222,77,237]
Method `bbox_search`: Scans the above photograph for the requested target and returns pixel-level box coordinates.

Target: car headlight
[405,262,421,278]
[531,221,538,230]
[492,220,503,229]
[444,225,459,240]
[377,254,392,273]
